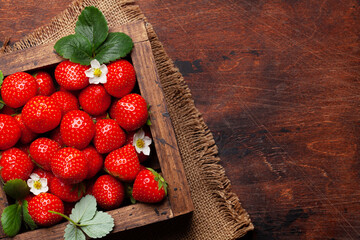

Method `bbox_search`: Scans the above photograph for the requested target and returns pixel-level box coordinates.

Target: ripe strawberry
[50,91,79,116]
[14,114,37,145]
[79,85,111,116]
[92,175,125,210]
[49,127,65,147]
[0,147,34,182]
[60,110,95,150]
[28,193,64,227]
[30,137,61,171]
[104,59,136,98]
[93,119,126,154]
[32,168,55,185]
[114,93,148,131]
[108,99,119,119]
[0,114,21,150]
[51,147,88,184]
[104,144,140,182]
[1,72,38,108]
[132,168,168,203]
[22,96,62,133]
[125,127,152,162]
[34,71,56,96]
[55,60,89,90]
[49,177,85,202]
[82,146,103,179]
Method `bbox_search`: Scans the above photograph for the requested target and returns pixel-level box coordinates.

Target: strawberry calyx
[147,168,168,196]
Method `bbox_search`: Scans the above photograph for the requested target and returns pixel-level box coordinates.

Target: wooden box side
[0,20,193,239]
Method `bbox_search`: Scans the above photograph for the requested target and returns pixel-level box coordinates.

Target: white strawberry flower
[27,173,48,195]
[85,59,108,84]
[133,128,152,156]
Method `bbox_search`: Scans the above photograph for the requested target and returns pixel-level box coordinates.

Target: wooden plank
[7,201,172,240]
[0,21,148,76]
[131,35,194,216]
[0,187,7,238]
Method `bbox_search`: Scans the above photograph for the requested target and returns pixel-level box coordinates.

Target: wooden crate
[0,20,193,239]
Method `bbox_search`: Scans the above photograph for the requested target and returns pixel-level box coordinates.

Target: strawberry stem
[48,210,80,227]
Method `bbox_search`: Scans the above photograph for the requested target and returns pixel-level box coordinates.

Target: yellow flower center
[33,180,42,190]
[136,139,145,149]
[94,68,102,77]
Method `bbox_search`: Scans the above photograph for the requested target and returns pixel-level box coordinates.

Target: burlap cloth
[1,0,254,239]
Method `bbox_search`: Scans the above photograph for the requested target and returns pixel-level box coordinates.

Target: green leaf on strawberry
[51,195,114,240]
[0,70,4,85]
[1,203,22,237]
[54,6,133,65]
[3,179,30,200]
[54,34,93,65]
[75,6,108,52]
[94,32,133,64]
[22,200,37,230]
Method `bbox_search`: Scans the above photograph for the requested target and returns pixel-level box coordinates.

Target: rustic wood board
[0,20,193,239]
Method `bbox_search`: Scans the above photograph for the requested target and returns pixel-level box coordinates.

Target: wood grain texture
[0,0,359,239]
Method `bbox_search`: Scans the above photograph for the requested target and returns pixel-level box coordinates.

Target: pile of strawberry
[0,58,167,228]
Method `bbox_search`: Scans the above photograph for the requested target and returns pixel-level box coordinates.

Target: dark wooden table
[0,0,359,239]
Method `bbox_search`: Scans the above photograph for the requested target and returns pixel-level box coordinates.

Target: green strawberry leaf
[1,203,22,237]
[54,34,92,65]
[75,6,108,52]
[4,179,30,200]
[0,70,4,86]
[64,223,86,240]
[80,211,114,238]
[70,195,97,223]
[94,32,134,64]
[147,168,168,195]
[22,200,37,230]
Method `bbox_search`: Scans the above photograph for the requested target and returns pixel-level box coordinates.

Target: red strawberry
[28,193,64,227]
[93,119,126,154]
[0,114,21,150]
[0,147,34,182]
[1,72,38,108]
[55,60,89,90]
[82,146,103,179]
[104,144,140,182]
[32,168,55,185]
[60,110,95,149]
[114,93,148,131]
[79,85,111,116]
[51,147,88,184]
[92,175,125,210]
[125,127,152,163]
[104,59,136,98]
[49,127,65,147]
[30,137,61,171]
[132,168,168,203]
[34,71,56,96]
[14,114,38,145]
[49,177,85,202]
[50,91,79,116]
[22,96,62,133]
[108,99,119,119]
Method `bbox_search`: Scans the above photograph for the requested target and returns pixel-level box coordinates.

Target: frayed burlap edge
[0,0,254,239]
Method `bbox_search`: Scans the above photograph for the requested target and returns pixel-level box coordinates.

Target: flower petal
[42,186,49,193]
[134,144,142,154]
[40,178,47,187]
[90,59,101,69]
[143,136,152,145]
[99,64,108,75]
[98,75,107,84]
[31,188,41,195]
[89,77,101,84]
[27,179,34,187]
[134,129,145,140]
[85,69,95,78]
[30,173,40,181]
[142,146,150,156]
